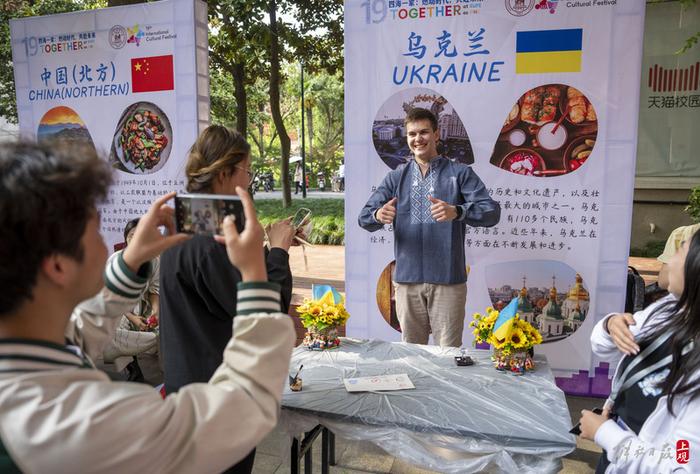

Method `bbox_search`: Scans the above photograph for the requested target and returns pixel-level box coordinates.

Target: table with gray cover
[279,338,576,473]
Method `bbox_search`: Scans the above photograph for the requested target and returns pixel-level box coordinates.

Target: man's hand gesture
[375,197,397,225]
[429,196,458,222]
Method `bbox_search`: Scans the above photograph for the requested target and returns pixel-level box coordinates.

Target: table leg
[291,437,301,474]
[304,437,313,474]
[290,426,323,474]
[328,430,336,466]
[321,428,329,474]
[321,427,337,472]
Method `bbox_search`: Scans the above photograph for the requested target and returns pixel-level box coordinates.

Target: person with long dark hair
[581,232,700,472]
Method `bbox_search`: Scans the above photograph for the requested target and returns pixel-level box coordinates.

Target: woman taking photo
[159,125,295,473]
[581,231,700,472]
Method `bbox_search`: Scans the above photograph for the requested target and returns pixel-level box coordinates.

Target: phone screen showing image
[175,193,245,235]
[292,208,311,229]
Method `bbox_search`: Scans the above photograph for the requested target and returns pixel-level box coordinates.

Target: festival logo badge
[506,0,535,16]
[127,25,145,46]
[131,55,174,93]
[534,0,559,14]
[109,25,127,49]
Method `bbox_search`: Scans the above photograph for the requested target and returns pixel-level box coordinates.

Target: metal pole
[300,61,307,198]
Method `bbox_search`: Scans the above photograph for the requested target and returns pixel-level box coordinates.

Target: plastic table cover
[278,338,576,473]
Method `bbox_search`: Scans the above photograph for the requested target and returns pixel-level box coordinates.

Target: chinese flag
[131,55,174,93]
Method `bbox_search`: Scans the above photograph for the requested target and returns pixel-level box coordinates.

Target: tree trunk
[268,0,291,207]
[231,62,247,136]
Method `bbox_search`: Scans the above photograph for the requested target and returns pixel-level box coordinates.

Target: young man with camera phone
[0,141,295,473]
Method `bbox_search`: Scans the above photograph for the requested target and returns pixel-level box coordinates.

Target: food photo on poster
[490,84,598,177]
[109,101,173,174]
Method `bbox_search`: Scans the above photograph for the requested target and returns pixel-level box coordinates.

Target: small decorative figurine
[525,356,534,371]
[495,355,507,371]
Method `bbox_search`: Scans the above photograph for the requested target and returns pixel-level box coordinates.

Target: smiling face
[406,119,440,163]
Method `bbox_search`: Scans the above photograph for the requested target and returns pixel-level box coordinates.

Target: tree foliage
[206,0,343,206]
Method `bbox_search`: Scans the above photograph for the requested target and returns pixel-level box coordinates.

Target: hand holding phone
[570,407,604,436]
[291,208,313,246]
[292,208,312,229]
[175,193,245,235]
[214,187,266,282]
[266,219,296,251]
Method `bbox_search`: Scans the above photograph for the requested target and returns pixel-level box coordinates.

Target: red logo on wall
[648,63,699,93]
[676,439,690,464]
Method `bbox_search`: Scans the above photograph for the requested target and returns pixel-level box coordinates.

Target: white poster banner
[345,0,646,395]
[10,0,209,249]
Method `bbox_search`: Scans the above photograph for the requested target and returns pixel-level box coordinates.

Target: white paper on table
[343,373,415,392]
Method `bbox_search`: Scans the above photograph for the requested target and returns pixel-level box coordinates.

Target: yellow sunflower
[508,328,528,348]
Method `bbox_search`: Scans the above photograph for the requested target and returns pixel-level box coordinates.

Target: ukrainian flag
[312,284,343,305]
[492,297,518,343]
[516,29,583,74]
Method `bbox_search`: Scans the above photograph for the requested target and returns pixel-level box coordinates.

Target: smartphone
[292,208,312,229]
[569,407,604,435]
[175,193,245,235]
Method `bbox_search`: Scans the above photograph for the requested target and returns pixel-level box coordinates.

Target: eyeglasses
[233,165,254,181]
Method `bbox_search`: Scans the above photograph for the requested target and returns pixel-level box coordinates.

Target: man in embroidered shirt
[359,108,500,347]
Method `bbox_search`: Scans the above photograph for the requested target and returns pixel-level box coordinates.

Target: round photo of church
[485,260,590,343]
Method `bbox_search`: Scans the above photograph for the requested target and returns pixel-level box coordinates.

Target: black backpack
[625,266,646,314]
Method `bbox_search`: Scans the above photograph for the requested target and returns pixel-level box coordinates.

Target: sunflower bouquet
[470,306,543,374]
[298,285,350,350]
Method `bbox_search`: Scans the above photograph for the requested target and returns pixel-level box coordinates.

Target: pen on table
[293,365,303,381]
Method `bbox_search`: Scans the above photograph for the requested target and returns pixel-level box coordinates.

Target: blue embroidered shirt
[358,157,500,284]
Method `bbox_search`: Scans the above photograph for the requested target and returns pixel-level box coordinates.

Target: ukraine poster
[344,0,647,397]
